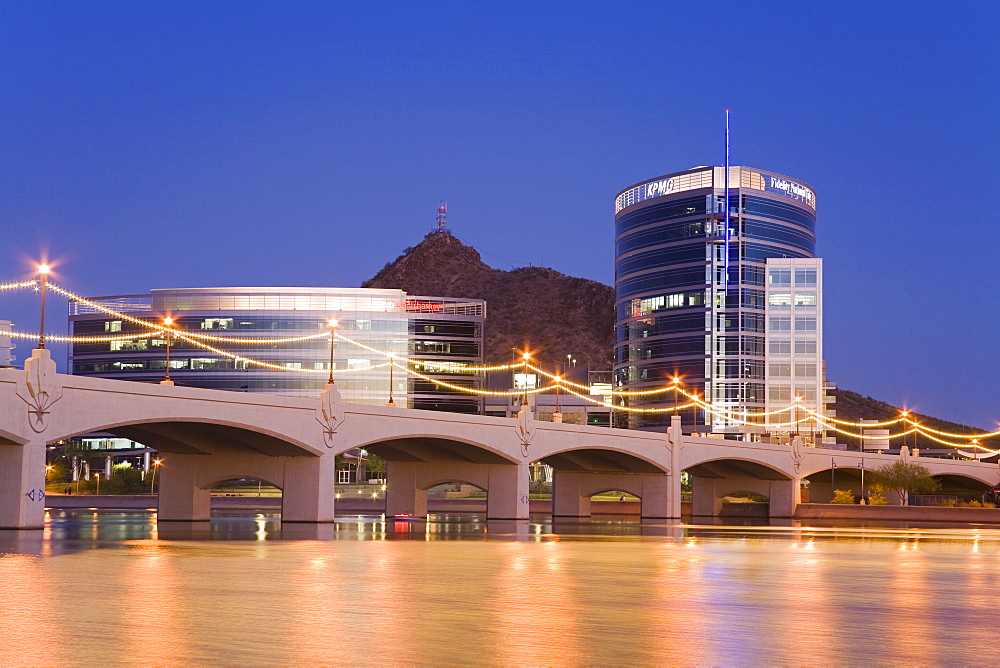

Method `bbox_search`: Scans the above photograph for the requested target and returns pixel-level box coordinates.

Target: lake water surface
[1,509,998,665]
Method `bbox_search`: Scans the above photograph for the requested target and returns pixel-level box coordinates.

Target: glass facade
[69,287,485,413]
[614,166,822,435]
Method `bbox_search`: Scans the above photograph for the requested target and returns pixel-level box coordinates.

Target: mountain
[363,231,986,442]
[362,231,614,369]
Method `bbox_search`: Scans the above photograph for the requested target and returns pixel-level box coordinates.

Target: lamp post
[161,317,174,384]
[387,355,396,407]
[149,458,161,495]
[327,318,338,385]
[37,263,50,349]
[521,352,531,407]
[94,472,100,496]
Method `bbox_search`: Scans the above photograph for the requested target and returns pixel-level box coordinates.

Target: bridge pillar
[0,441,46,529]
[281,453,336,523]
[157,454,212,521]
[552,471,674,519]
[485,462,530,520]
[384,461,428,518]
[689,476,723,517]
[769,476,802,518]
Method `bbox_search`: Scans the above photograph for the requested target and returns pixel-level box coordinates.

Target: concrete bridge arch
[684,456,795,518]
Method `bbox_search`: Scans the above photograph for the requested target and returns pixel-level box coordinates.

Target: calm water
[2,510,999,665]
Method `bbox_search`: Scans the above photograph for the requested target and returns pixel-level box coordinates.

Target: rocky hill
[364,231,986,441]
[362,231,614,369]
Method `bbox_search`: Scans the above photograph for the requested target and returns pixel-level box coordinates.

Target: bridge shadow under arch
[684,457,793,518]
[363,436,522,520]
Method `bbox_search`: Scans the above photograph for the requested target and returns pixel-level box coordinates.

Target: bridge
[2,349,997,529]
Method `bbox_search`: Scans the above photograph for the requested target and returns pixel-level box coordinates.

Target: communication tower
[435,202,448,234]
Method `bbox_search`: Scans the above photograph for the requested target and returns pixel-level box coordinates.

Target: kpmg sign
[645,178,675,197]
[765,175,814,207]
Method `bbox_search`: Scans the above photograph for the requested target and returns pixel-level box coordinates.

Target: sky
[2,1,998,428]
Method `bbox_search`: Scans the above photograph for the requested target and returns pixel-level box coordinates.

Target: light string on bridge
[0,280,39,291]
[5,278,998,448]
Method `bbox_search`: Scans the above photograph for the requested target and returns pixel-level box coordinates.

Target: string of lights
[5,330,158,343]
[167,330,392,374]
[5,280,996,445]
[47,283,334,344]
[391,362,552,397]
[0,280,38,291]
[558,383,700,413]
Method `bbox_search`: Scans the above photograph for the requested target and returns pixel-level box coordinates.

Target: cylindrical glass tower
[614,166,817,433]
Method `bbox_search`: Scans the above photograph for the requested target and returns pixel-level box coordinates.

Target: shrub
[868,492,888,505]
[984,502,996,509]
[832,489,856,504]
[962,500,983,508]
[937,498,958,507]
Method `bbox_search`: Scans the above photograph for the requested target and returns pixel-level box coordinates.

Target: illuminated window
[513,373,537,389]
[768,293,792,307]
[793,293,816,307]
[105,320,122,332]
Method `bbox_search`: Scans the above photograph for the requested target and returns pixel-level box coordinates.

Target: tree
[871,461,940,505]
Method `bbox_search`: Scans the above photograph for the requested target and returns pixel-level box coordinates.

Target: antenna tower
[435,202,448,234]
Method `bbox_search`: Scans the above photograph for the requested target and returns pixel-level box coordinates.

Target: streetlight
[37,263,50,349]
[94,472,100,496]
[327,318,338,385]
[161,317,174,384]
[149,459,162,495]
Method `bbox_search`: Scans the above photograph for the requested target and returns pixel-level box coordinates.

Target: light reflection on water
[1,510,999,664]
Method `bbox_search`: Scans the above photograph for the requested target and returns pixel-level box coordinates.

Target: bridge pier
[384,460,530,520]
[157,451,336,523]
[0,441,46,529]
[689,473,801,518]
[158,454,213,521]
[551,471,678,519]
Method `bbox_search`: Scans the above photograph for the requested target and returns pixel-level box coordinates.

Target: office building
[614,166,830,440]
[69,286,485,413]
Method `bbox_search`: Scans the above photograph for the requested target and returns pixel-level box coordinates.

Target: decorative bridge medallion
[15,349,63,433]
[515,404,536,458]
[790,435,805,473]
[316,383,346,448]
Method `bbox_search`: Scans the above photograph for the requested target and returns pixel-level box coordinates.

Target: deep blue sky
[2,1,998,428]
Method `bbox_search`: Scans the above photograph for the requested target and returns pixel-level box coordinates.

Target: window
[768,269,791,287]
[769,316,791,332]
[201,318,233,330]
[110,340,147,352]
[795,316,817,333]
[768,293,792,308]
[769,385,791,402]
[770,339,791,355]
[769,363,791,378]
[795,363,817,379]
[513,373,537,389]
[105,320,122,332]
[794,293,816,307]
[795,340,817,354]
[795,268,817,287]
